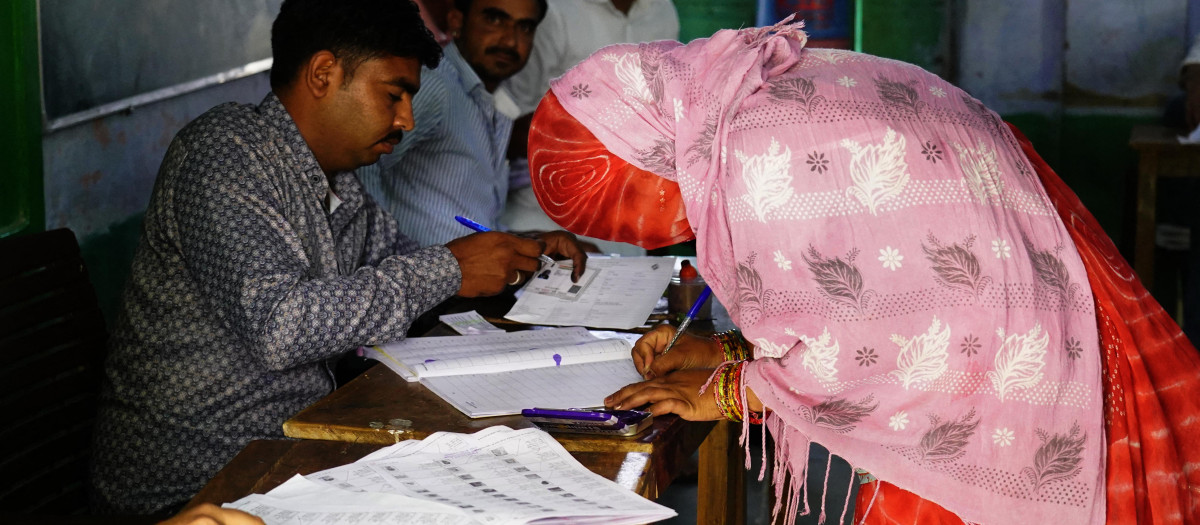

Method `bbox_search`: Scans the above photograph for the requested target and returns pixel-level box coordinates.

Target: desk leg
[697,419,746,525]
[1136,151,1158,289]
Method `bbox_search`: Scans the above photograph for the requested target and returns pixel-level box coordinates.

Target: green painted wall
[1058,114,1157,250]
[858,0,950,78]
[1003,113,1062,169]
[673,0,757,43]
[1,0,44,237]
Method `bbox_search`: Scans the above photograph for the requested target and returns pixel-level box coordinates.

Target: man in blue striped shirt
[360,0,554,246]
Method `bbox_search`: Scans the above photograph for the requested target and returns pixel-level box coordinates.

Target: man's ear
[446,8,464,38]
[302,50,341,99]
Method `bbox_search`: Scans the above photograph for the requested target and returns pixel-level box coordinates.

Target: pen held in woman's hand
[659,286,711,357]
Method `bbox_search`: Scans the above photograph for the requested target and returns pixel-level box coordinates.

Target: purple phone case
[521,408,650,427]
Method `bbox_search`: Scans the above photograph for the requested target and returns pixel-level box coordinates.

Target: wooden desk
[1128,125,1200,288]
[188,439,658,507]
[283,365,745,524]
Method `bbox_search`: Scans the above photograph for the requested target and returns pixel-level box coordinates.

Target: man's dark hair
[271,0,443,90]
[453,0,549,24]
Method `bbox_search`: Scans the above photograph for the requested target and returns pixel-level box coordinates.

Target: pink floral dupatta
[546,20,1106,524]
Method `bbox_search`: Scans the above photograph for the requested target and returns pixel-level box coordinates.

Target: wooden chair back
[0,228,108,515]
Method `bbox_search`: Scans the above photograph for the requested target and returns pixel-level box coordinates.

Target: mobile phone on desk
[521,408,653,437]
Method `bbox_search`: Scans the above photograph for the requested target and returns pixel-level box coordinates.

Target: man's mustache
[384,130,404,143]
[485,46,520,63]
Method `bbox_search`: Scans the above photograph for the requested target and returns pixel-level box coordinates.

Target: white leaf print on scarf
[808,48,848,64]
[602,52,653,104]
[754,337,792,359]
[987,324,1049,402]
[737,138,794,222]
[953,139,1005,205]
[842,127,910,215]
[889,316,950,390]
[787,327,840,383]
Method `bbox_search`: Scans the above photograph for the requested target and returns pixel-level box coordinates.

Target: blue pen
[658,286,712,358]
[455,215,554,269]
[455,215,491,232]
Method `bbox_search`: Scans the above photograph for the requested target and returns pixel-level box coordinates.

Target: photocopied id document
[438,311,506,335]
[361,327,645,417]
[505,256,675,329]
[223,426,676,524]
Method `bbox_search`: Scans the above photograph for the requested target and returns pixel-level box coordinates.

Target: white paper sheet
[363,327,617,381]
[421,360,644,417]
[224,427,676,525]
[439,311,506,335]
[225,476,474,524]
[505,257,674,329]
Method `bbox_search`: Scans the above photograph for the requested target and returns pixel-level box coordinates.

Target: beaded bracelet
[712,330,753,362]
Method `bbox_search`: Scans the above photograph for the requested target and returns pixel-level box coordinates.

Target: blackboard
[40,0,283,122]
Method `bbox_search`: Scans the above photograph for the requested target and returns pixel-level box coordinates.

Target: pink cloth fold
[546,18,1106,524]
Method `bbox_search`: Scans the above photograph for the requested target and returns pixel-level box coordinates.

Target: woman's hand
[632,324,724,379]
[604,369,722,421]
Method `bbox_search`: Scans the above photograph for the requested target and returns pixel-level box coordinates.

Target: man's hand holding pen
[446,232,546,296]
[447,216,589,296]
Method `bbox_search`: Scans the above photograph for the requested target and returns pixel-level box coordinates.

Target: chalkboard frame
[36,0,280,130]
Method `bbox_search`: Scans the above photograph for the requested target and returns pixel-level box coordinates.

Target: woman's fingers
[605,382,666,410]
[604,369,720,420]
[644,397,690,418]
[631,325,675,378]
[646,349,689,379]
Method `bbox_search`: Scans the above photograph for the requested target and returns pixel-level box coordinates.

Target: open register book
[362,327,645,418]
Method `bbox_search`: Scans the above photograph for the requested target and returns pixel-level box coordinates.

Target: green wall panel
[858,0,949,77]
[1002,113,1062,170]
[673,0,757,42]
[1,0,44,237]
[1057,114,1156,255]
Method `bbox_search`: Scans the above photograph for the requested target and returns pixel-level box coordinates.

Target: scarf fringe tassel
[748,420,858,525]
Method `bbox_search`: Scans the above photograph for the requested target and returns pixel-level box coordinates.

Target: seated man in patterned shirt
[89,0,587,516]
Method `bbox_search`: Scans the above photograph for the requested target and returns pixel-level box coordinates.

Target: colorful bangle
[706,359,765,424]
[712,330,752,362]
[711,362,744,422]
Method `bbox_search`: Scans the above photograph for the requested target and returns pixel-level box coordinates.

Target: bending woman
[527,17,1200,524]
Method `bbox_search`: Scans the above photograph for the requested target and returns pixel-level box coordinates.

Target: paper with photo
[505,257,674,329]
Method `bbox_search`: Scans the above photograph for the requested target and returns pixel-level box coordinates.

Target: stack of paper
[224,426,677,524]
[363,328,644,417]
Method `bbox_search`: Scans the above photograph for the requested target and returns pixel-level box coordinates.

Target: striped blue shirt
[359,43,513,246]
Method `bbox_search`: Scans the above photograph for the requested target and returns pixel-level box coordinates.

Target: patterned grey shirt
[90,93,461,514]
